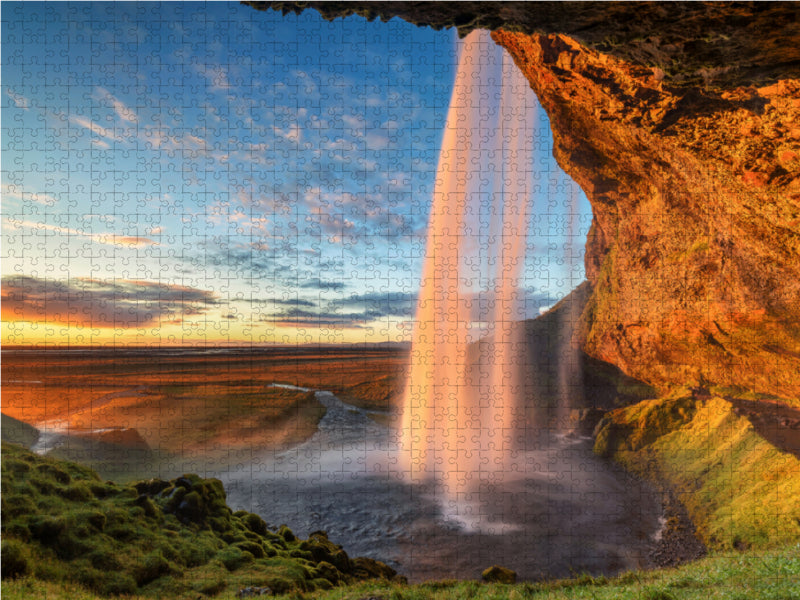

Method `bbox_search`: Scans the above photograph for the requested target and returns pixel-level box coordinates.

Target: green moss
[1,539,31,579]
[595,395,800,549]
[0,442,438,598]
[278,524,296,542]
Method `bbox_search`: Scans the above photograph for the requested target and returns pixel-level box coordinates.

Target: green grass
[1,443,399,598]
[594,393,800,549]
[4,545,800,599]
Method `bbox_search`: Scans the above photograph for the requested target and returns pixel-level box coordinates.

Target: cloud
[69,115,122,143]
[6,88,29,110]
[329,291,417,318]
[273,124,301,143]
[258,307,367,330]
[2,185,57,206]
[94,87,138,123]
[236,297,317,308]
[254,291,417,330]
[299,278,346,291]
[9,220,157,248]
[1,276,219,328]
[195,63,232,92]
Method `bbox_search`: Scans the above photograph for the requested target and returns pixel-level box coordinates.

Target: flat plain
[1,346,408,474]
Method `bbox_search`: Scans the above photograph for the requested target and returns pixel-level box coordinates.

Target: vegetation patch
[4,545,800,599]
[594,393,800,549]
[1,443,401,597]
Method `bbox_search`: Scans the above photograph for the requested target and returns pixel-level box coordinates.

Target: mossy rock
[240,512,269,536]
[235,540,266,559]
[313,560,341,584]
[290,548,314,561]
[134,478,171,496]
[481,564,517,583]
[278,524,296,542]
[134,494,160,519]
[1,539,31,579]
[217,546,254,571]
[28,515,67,544]
[350,556,398,580]
[34,463,72,485]
[2,493,38,518]
[134,550,171,585]
[311,577,334,590]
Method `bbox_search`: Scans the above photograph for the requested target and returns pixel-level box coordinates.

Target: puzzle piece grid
[0,1,624,584]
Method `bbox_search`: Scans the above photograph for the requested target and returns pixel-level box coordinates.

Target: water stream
[220,389,662,582]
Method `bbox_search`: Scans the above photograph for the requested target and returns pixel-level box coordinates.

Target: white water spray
[399,31,541,496]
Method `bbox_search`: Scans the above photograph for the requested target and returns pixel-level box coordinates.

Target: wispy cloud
[258,307,367,330]
[2,185,57,206]
[70,115,122,143]
[6,88,29,110]
[1,276,219,328]
[329,291,417,318]
[93,87,138,123]
[299,277,346,291]
[236,297,317,308]
[8,219,157,248]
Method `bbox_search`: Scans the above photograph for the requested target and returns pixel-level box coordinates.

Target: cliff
[249,2,800,402]
[494,30,800,400]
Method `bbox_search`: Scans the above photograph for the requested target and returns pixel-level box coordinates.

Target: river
[219,388,663,582]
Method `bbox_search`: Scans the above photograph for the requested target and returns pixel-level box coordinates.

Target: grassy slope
[594,390,800,550]
[4,546,800,600]
[0,443,399,599]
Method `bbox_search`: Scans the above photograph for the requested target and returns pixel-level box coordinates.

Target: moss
[235,540,267,559]
[0,443,390,597]
[34,463,71,485]
[240,512,269,536]
[134,551,171,586]
[217,546,253,571]
[1,539,31,579]
[278,524,296,542]
[2,494,38,518]
[62,483,94,502]
[595,395,800,549]
[28,515,67,545]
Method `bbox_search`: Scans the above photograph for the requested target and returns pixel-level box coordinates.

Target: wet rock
[569,408,606,435]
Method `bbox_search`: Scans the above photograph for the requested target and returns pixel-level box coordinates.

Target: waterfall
[398,30,540,496]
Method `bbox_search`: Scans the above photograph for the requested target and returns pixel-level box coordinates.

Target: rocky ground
[649,489,707,568]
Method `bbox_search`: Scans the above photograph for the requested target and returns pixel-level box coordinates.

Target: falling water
[399,30,541,496]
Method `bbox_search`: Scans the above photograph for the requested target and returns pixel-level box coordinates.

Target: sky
[1,2,591,347]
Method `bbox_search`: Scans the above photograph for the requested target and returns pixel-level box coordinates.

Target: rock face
[493,31,800,400]
[251,2,800,402]
[256,2,800,88]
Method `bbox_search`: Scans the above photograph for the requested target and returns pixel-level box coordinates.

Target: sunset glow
[2,2,590,347]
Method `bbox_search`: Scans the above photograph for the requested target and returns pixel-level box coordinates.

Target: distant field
[2,346,408,464]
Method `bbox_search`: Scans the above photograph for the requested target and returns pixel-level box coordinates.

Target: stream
[219,388,663,582]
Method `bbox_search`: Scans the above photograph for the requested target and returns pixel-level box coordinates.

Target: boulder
[481,565,517,584]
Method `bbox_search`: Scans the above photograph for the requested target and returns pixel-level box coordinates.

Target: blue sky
[1,2,590,346]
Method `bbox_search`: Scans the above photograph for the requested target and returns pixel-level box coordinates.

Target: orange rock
[742,171,769,187]
[493,30,800,400]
